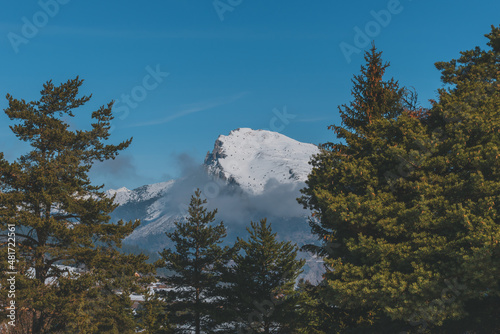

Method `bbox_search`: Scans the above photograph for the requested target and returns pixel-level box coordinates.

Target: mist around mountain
[107,128,324,282]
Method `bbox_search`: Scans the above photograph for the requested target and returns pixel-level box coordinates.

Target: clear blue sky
[1,0,499,189]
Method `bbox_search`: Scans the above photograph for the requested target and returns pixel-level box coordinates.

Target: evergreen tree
[156,189,231,334]
[225,219,305,334]
[299,28,500,333]
[292,279,379,334]
[0,77,153,333]
[136,293,173,334]
[298,44,431,332]
[419,25,500,333]
[334,43,411,137]
[285,280,328,334]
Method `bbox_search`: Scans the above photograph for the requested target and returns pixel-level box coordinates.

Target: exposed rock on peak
[204,128,319,194]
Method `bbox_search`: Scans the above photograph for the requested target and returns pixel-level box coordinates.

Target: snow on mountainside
[106,128,325,281]
[204,128,320,194]
[106,180,175,206]
[106,180,176,222]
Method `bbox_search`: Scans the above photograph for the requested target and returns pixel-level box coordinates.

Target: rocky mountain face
[204,128,319,194]
[108,128,324,282]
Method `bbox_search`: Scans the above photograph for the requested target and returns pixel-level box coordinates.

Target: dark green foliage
[299,27,500,333]
[334,43,411,137]
[417,25,500,333]
[136,293,173,334]
[156,189,231,334]
[0,77,153,333]
[291,280,333,334]
[1,25,499,334]
[224,219,305,334]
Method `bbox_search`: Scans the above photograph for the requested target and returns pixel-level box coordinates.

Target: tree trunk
[195,286,200,334]
[32,310,43,334]
[195,221,201,334]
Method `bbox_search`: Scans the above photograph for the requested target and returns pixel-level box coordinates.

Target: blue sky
[1,0,499,189]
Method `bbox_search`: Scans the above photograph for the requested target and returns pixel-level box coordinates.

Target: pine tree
[292,280,349,334]
[299,44,430,332]
[335,43,411,136]
[418,25,500,333]
[225,219,305,334]
[156,189,231,334]
[0,77,153,333]
[290,280,327,334]
[136,293,172,334]
[299,28,500,333]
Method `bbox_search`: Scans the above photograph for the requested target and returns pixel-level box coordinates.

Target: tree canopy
[156,189,231,334]
[299,26,500,333]
[224,219,305,333]
[0,77,152,333]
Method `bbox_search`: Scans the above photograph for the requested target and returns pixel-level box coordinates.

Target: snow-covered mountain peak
[107,187,133,206]
[107,128,324,282]
[204,128,319,194]
[107,180,175,206]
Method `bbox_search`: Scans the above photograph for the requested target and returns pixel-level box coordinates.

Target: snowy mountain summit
[107,128,323,282]
[204,128,319,194]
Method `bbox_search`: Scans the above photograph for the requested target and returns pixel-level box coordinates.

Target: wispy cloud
[90,154,158,190]
[126,92,249,128]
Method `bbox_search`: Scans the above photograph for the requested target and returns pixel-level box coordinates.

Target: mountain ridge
[204,128,319,194]
[107,128,324,282]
